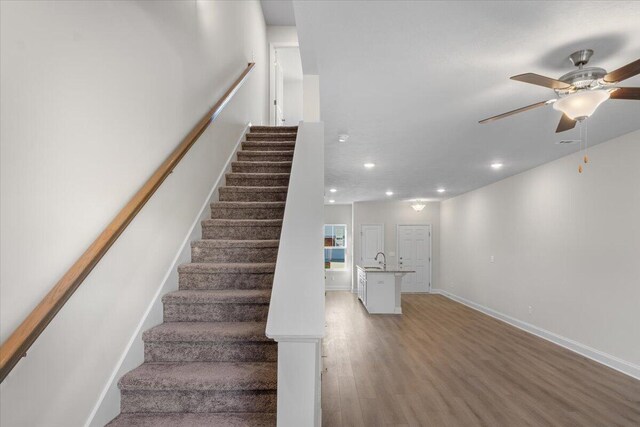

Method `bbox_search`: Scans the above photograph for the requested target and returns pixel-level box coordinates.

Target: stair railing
[0,62,256,383]
[266,122,325,426]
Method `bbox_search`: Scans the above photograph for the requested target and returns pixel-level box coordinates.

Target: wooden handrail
[0,63,256,383]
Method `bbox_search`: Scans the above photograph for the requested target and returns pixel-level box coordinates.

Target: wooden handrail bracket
[0,63,256,382]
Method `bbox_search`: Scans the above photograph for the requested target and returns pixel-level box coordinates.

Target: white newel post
[266,122,325,427]
[275,340,322,426]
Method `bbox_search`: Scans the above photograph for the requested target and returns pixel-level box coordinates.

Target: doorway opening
[270,46,303,126]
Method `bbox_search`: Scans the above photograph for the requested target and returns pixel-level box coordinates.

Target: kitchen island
[356,265,414,314]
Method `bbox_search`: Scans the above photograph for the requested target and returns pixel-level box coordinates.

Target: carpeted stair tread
[237,150,294,156]
[220,186,289,193]
[178,263,276,274]
[107,412,276,427]
[246,132,297,138]
[118,362,276,391]
[245,134,296,142]
[143,322,270,343]
[237,151,294,159]
[192,240,280,249]
[210,202,285,220]
[232,160,293,164]
[226,172,290,178]
[163,289,271,304]
[242,142,295,151]
[236,153,294,163]
[203,219,283,227]
[242,141,295,146]
[231,161,292,173]
[225,173,290,188]
[232,161,292,166]
[250,125,297,133]
[211,201,286,209]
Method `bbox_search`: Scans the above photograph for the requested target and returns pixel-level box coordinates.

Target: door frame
[359,224,385,266]
[395,224,432,293]
[269,42,299,126]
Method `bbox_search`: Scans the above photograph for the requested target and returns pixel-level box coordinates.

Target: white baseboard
[85,123,251,427]
[325,285,351,291]
[431,289,640,380]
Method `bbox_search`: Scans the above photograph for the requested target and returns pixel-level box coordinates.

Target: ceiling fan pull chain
[584,119,589,165]
[578,121,584,173]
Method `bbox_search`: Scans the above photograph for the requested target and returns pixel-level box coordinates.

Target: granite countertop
[357,265,415,273]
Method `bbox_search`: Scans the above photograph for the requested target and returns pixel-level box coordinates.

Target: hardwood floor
[321,292,640,427]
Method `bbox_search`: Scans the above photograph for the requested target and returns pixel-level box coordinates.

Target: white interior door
[360,224,384,267]
[274,60,284,126]
[398,225,430,292]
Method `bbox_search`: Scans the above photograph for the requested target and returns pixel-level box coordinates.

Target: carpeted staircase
[108,126,297,427]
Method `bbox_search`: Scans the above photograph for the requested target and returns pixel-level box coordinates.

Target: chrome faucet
[375,252,386,270]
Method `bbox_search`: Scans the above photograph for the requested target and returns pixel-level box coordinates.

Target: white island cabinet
[356,265,414,314]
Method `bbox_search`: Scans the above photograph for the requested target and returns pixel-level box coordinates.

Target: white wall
[267,25,299,44]
[0,1,268,425]
[303,75,321,122]
[283,80,303,126]
[440,130,640,374]
[324,204,353,291]
[353,201,440,292]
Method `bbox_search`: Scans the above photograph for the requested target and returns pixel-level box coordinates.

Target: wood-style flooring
[321,292,640,427]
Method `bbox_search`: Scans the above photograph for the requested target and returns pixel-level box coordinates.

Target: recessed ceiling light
[364,163,375,169]
[385,191,393,196]
[437,188,446,193]
[329,199,335,204]
[491,162,504,170]
[329,188,337,193]
[338,134,349,143]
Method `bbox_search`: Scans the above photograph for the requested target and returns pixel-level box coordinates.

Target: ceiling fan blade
[479,101,550,124]
[603,59,640,83]
[556,113,577,133]
[511,73,572,90]
[610,87,640,100]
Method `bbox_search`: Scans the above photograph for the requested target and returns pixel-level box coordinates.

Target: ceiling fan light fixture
[552,89,609,120]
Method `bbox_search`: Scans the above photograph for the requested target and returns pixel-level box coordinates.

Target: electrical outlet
[490,255,495,263]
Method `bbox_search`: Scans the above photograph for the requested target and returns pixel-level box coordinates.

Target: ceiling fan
[479,50,640,132]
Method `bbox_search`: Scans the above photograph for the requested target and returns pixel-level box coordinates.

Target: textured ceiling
[293,1,640,203]
[260,0,295,26]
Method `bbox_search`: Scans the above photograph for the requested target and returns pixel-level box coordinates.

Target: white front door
[360,224,384,267]
[397,225,430,292]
